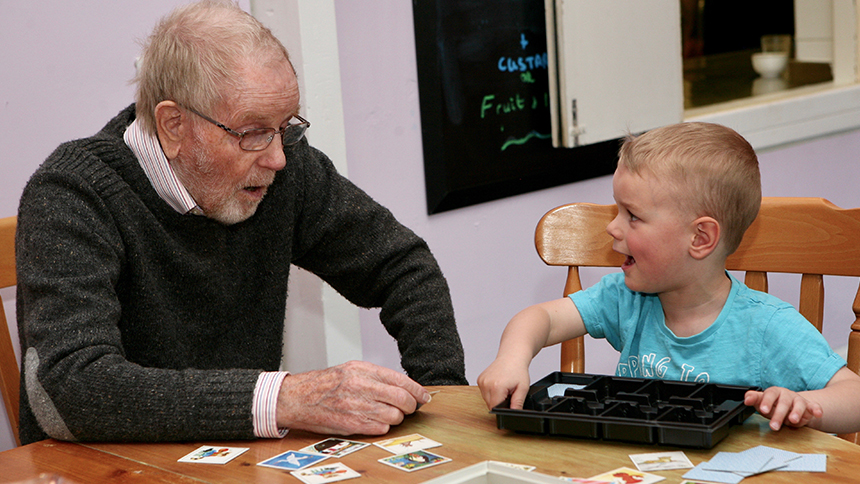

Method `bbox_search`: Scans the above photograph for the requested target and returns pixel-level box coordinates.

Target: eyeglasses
[184,106,310,151]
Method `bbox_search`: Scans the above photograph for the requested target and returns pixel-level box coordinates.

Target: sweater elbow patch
[25,347,76,441]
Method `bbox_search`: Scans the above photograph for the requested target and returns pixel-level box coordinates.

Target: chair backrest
[0,216,18,447]
[535,198,860,442]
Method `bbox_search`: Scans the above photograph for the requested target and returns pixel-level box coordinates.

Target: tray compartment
[688,384,754,424]
[495,411,547,434]
[599,401,660,444]
[524,373,601,411]
[635,379,699,403]
[491,372,758,449]
[544,395,605,439]
[580,375,649,401]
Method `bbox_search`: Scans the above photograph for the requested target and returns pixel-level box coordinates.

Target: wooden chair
[535,197,860,443]
[0,216,19,447]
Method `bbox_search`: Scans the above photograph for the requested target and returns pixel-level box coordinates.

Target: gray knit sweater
[16,105,467,445]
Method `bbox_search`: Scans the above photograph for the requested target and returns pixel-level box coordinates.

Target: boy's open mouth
[622,255,636,268]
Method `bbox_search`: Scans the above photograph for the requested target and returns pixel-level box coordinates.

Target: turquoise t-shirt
[570,272,845,391]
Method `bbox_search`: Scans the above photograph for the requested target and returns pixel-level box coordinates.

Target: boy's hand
[744,387,823,431]
[477,359,531,410]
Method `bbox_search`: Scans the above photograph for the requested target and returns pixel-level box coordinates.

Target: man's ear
[690,216,720,260]
[154,100,185,160]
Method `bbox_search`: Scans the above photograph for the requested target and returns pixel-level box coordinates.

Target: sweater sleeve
[16,144,260,444]
[287,144,467,386]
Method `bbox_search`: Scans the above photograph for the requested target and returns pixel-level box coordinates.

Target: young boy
[478,122,860,434]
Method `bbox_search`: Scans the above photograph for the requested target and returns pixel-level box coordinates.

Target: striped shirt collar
[123,118,202,215]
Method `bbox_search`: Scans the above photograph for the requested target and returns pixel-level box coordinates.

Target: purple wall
[334,0,860,386]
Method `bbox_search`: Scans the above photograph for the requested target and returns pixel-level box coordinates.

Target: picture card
[546,383,587,398]
[257,450,328,471]
[697,445,826,476]
[177,445,249,465]
[701,451,782,475]
[589,466,665,484]
[780,453,826,472]
[290,462,361,483]
[378,449,452,472]
[301,438,370,458]
[629,451,694,471]
[682,463,745,484]
[737,445,824,472]
[373,433,442,454]
[416,389,441,410]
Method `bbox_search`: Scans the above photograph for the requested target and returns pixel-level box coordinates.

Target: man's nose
[258,137,287,171]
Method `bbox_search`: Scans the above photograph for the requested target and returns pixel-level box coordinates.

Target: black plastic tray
[491,372,758,448]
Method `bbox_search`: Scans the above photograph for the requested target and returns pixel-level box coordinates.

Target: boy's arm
[744,367,860,433]
[477,297,586,410]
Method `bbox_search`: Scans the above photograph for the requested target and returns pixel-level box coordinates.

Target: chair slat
[799,274,825,332]
[744,271,768,293]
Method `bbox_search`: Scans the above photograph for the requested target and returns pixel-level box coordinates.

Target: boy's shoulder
[728,274,801,319]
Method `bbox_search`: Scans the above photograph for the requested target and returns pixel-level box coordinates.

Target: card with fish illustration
[257,450,328,471]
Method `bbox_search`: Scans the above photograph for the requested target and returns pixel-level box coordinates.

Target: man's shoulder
[37,105,135,172]
[21,112,145,218]
[28,141,127,198]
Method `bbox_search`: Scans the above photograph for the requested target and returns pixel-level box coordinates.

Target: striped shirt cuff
[253,371,291,438]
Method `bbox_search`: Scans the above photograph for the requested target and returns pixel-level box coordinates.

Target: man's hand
[276,361,431,435]
[744,386,823,431]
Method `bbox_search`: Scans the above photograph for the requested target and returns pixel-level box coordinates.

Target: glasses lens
[239,128,276,151]
[281,124,308,146]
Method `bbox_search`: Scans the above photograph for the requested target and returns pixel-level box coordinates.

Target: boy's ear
[689,216,721,260]
[154,100,185,160]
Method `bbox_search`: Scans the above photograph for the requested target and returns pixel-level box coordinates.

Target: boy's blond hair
[618,122,761,256]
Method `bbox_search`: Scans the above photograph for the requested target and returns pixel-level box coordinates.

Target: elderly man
[16,0,466,446]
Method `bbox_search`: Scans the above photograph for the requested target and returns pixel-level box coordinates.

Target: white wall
[2,0,859,454]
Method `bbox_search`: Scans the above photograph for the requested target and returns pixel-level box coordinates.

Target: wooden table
[2,386,859,483]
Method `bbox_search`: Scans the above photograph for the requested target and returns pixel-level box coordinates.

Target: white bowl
[753,77,788,96]
[751,52,788,79]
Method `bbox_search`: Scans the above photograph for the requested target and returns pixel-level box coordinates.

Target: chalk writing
[501,131,552,151]
[497,53,548,72]
[478,32,551,151]
[480,93,549,118]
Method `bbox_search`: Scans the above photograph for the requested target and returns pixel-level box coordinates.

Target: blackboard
[413,0,619,214]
